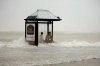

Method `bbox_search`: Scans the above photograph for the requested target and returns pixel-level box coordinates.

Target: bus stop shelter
[24,9,62,46]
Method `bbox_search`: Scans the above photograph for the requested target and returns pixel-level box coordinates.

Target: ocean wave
[0,38,100,48]
[0,37,32,48]
[0,38,100,65]
[39,40,100,47]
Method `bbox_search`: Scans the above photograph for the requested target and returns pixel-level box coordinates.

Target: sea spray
[38,40,100,47]
[0,37,31,48]
[0,38,100,48]
[0,38,100,65]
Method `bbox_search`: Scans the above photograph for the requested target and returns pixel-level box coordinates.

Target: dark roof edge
[24,19,62,21]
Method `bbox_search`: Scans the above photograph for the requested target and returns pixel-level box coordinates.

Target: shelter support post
[47,22,49,33]
[25,21,26,38]
[35,21,38,46]
[51,21,53,42]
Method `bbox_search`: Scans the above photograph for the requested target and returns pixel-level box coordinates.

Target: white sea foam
[39,40,100,48]
[0,37,32,48]
[0,38,100,48]
[0,38,100,66]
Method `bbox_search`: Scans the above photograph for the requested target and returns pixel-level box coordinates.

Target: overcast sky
[0,0,100,33]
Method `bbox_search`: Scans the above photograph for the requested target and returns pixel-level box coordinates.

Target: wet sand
[42,58,100,66]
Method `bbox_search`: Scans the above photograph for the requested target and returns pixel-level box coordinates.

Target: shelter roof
[25,9,61,21]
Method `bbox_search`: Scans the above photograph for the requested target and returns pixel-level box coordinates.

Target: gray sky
[0,0,100,33]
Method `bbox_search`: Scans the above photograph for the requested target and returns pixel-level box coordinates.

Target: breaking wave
[47,40,100,47]
[0,37,100,48]
[0,37,100,66]
[0,37,32,48]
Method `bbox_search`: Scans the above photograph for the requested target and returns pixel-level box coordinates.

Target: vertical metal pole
[52,21,53,41]
[35,21,38,46]
[25,21,26,39]
[47,22,49,33]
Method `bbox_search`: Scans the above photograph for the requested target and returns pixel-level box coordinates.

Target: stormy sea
[0,32,100,66]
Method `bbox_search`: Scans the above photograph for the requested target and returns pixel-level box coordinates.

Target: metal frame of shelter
[24,10,62,46]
